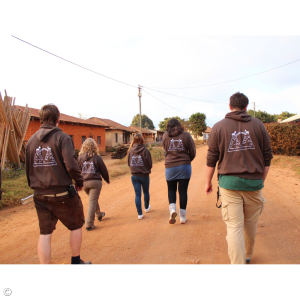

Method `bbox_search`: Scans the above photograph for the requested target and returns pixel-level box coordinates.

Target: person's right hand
[205,182,213,195]
[75,185,82,192]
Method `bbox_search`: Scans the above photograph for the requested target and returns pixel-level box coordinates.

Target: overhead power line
[11,35,137,89]
[145,58,300,89]
[142,87,228,104]
[142,88,191,116]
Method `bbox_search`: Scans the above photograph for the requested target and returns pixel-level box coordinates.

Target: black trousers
[167,178,190,210]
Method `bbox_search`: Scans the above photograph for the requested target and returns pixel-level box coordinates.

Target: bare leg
[70,228,82,257]
[38,234,52,264]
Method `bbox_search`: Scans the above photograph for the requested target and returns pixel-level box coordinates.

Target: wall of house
[24,119,106,152]
[105,130,124,147]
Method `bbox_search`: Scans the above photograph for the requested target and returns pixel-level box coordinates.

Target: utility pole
[138,85,142,134]
[251,102,255,118]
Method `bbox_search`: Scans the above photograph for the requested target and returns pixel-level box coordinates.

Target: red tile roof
[204,126,212,133]
[16,106,109,127]
[89,117,136,132]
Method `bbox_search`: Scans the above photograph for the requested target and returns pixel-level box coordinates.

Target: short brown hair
[39,104,60,125]
[230,92,249,110]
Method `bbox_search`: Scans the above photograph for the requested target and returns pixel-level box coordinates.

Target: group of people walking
[25,91,272,265]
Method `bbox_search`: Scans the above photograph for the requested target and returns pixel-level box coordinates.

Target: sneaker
[169,211,177,224]
[86,225,95,231]
[98,212,105,221]
[246,258,251,264]
[80,259,92,264]
[138,214,144,220]
[180,217,187,224]
[145,205,151,213]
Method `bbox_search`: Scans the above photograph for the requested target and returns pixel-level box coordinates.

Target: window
[82,136,86,143]
[115,133,118,143]
[97,136,101,145]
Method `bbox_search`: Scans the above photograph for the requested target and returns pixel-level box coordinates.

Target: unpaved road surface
[1,146,300,264]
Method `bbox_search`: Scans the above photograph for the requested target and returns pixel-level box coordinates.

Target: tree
[78,113,88,120]
[274,111,297,121]
[247,110,297,123]
[158,116,188,131]
[189,112,207,137]
[131,114,155,129]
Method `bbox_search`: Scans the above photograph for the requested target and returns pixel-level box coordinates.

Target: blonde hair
[79,138,99,156]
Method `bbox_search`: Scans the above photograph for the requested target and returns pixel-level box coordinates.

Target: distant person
[25,104,91,264]
[78,138,109,231]
[162,118,196,224]
[127,134,152,219]
[205,92,273,264]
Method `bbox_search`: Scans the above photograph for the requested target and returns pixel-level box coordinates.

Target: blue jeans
[131,176,150,215]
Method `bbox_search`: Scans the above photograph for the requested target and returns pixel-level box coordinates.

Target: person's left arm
[187,133,196,161]
[96,155,110,184]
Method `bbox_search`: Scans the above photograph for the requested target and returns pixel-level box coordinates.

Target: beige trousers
[83,180,102,228]
[220,187,265,264]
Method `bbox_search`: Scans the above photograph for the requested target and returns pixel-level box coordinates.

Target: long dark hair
[167,118,184,137]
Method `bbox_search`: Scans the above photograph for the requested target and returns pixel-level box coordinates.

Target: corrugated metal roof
[16,105,109,127]
[280,114,300,123]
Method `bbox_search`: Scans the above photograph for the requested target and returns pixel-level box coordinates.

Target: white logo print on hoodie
[33,146,58,167]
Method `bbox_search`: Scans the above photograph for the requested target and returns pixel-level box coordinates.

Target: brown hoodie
[25,124,84,195]
[207,111,273,179]
[78,153,109,183]
[127,144,152,177]
[162,131,196,168]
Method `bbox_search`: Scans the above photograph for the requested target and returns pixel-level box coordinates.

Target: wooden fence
[0,90,31,169]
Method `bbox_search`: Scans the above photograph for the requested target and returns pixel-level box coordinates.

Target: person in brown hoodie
[78,138,110,231]
[162,118,196,224]
[205,92,273,264]
[25,104,91,264]
[127,134,152,220]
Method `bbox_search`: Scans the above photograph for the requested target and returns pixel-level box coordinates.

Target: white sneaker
[138,214,144,220]
[169,211,177,224]
[145,205,151,213]
[180,217,187,224]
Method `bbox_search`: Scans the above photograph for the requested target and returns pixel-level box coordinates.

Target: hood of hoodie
[132,143,146,154]
[35,124,62,142]
[225,110,251,122]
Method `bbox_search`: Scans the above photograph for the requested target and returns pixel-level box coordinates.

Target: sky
[1,1,300,296]
[1,1,300,130]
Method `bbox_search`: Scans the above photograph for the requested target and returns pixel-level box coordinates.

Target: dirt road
[1,146,300,264]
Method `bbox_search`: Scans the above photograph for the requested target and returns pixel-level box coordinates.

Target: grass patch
[271,155,300,175]
[194,140,205,146]
[109,166,130,178]
[1,169,33,209]
[150,147,164,163]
